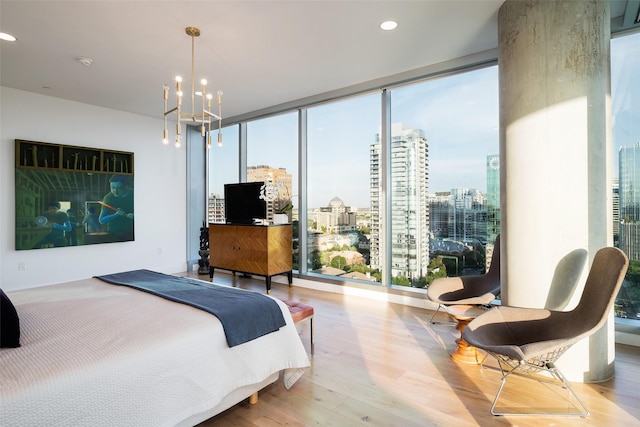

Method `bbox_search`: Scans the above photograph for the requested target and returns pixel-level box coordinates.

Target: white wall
[1,87,188,291]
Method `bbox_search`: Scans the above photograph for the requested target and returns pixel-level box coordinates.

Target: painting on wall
[15,139,135,250]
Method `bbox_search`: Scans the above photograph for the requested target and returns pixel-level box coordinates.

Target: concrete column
[499,0,612,381]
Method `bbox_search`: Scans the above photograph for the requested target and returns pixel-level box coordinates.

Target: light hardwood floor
[187,271,640,427]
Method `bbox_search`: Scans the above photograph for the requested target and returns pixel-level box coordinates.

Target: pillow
[1,288,20,348]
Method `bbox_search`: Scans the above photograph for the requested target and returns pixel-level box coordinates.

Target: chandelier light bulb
[201,79,207,85]
[162,128,169,145]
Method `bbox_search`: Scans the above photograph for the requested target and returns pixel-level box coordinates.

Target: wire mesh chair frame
[480,344,589,416]
[429,302,493,324]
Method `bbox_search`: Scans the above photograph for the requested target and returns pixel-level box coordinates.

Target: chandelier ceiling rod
[163,26,222,149]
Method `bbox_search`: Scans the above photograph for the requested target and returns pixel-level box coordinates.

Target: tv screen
[224,182,267,224]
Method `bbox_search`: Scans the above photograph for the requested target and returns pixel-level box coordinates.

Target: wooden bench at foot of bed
[280,299,314,346]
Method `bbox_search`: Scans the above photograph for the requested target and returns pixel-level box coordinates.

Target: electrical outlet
[18,261,26,271]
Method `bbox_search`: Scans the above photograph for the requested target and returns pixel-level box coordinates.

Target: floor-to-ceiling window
[246,113,299,266]
[207,125,239,224]
[306,94,380,281]
[246,113,298,215]
[388,66,499,286]
[612,30,640,322]
[206,69,500,288]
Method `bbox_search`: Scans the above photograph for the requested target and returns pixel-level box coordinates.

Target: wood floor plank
[187,272,640,426]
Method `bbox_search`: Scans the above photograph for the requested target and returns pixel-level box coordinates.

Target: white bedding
[0,277,310,427]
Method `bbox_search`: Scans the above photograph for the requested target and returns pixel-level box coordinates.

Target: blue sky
[210,66,498,209]
[210,31,639,209]
[612,32,640,173]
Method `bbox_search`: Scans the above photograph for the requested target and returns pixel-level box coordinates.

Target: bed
[0,272,310,426]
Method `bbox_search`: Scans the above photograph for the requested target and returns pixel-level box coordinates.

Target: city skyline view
[210,65,499,209]
[209,31,639,210]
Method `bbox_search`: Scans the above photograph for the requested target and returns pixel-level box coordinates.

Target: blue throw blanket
[95,269,286,347]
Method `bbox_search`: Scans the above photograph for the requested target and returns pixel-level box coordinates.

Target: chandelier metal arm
[162,26,223,148]
[203,110,222,120]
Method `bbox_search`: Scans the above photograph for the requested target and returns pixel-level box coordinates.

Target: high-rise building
[370,123,429,282]
[247,165,293,217]
[613,178,620,245]
[449,188,487,243]
[427,189,486,243]
[427,191,453,239]
[618,144,640,259]
[208,194,225,224]
[313,197,358,233]
[486,154,500,245]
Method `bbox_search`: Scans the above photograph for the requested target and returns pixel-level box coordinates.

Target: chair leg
[489,358,589,417]
[428,304,440,323]
[429,304,455,325]
[310,317,314,355]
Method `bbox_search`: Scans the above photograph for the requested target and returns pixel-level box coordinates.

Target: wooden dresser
[209,223,292,293]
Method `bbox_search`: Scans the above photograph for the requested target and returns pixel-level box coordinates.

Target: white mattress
[0,278,310,427]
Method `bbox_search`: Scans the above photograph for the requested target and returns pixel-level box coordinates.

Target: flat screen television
[224,182,267,224]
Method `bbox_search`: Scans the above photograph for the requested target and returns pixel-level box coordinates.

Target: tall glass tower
[618,144,640,260]
[486,154,500,245]
[370,123,429,283]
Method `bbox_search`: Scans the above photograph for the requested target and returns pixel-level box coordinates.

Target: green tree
[330,255,347,270]
[622,260,640,315]
[625,260,640,284]
[392,276,411,287]
[319,251,330,267]
[347,263,372,274]
[422,257,448,288]
[308,250,322,270]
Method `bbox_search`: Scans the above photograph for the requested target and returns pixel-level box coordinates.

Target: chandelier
[163,26,222,148]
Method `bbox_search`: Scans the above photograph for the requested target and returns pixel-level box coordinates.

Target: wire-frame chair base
[429,304,455,324]
[481,345,590,417]
[429,303,493,325]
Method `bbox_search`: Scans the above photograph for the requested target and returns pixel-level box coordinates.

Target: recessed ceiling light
[76,56,93,66]
[380,20,398,31]
[0,32,17,41]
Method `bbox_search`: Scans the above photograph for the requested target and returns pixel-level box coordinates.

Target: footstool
[444,304,486,364]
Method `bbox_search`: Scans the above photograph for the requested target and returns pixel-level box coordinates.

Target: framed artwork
[15,139,134,250]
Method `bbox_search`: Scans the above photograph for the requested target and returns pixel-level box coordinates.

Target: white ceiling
[0,0,506,121]
[1,1,636,122]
